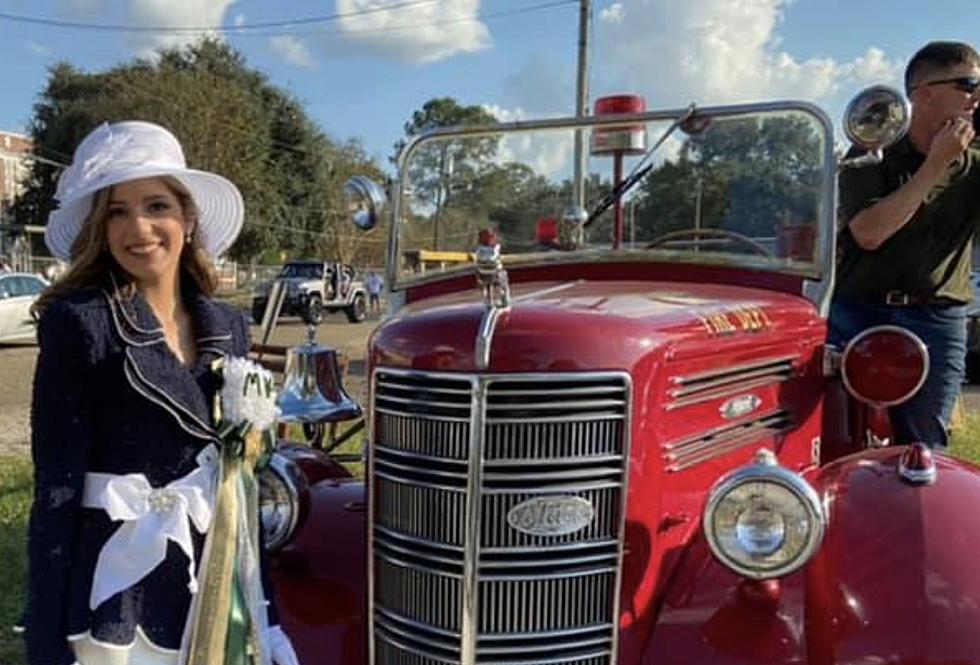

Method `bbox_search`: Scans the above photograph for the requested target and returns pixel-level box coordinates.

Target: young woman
[25,121,297,665]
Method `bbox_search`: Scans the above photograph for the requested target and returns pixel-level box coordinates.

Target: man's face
[912,62,980,126]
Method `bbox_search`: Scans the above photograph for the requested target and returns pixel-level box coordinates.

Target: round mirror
[842,85,910,151]
[344,176,387,231]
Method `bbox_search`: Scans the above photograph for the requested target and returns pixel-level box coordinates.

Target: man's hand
[927,116,976,169]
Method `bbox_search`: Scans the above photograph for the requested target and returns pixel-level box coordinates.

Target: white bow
[82,455,217,610]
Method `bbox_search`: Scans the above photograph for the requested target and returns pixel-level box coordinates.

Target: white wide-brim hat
[45,120,244,260]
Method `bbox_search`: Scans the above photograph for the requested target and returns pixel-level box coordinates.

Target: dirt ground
[0,309,380,456]
[2,309,979,456]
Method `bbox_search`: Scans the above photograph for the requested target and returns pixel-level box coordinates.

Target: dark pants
[828,299,967,448]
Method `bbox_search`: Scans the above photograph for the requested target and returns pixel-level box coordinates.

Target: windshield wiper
[584,103,698,228]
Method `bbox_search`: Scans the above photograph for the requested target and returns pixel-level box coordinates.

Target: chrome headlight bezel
[703,449,825,579]
[258,452,305,551]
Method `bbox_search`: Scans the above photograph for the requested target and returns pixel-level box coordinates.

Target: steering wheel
[646,228,772,257]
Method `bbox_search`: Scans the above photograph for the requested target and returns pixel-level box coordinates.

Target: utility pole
[571,0,590,210]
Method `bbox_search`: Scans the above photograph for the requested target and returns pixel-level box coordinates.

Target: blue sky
[0,0,978,167]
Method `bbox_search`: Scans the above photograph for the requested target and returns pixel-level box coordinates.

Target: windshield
[279,263,323,279]
[395,104,833,286]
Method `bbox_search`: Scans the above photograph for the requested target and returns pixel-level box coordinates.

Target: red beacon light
[840,325,929,407]
[591,95,647,156]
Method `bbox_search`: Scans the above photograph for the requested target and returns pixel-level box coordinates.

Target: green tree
[394,98,498,250]
[12,38,384,263]
[634,115,822,243]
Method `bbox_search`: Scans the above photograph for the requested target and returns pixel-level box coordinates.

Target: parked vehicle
[251,260,367,325]
[256,89,980,664]
[0,272,47,343]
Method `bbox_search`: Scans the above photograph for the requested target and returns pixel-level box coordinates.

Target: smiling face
[104,177,195,290]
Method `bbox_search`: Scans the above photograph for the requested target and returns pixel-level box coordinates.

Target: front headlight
[258,453,303,550]
[703,449,825,579]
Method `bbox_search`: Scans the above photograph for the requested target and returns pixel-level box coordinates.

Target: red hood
[370,280,822,372]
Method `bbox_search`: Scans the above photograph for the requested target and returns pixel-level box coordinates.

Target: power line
[0,0,436,34]
[235,0,579,38]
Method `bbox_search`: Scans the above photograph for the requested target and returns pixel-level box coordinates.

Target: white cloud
[838,47,904,87]
[599,3,625,25]
[125,0,235,56]
[483,104,575,181]
[592,0,901,108]
[269,35,315,68]
[330,0,490,64]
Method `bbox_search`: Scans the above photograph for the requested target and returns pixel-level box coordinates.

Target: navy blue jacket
[25,280,274,665]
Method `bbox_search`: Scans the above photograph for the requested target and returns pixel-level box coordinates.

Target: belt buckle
[885,290,912,306]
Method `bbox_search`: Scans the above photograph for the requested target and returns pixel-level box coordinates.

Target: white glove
[267,625,300,665]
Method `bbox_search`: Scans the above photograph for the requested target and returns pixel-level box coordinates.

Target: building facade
[1,130,31,207]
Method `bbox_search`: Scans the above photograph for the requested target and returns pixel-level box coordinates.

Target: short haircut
[905,41,980,95]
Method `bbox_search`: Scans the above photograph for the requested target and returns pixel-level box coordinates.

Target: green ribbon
[224,558,251,665]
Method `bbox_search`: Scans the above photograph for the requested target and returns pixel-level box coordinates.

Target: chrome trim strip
[663,410,791,450]
[479,552,617,568]
[487,398,626,411]
[476,623,615,641]
[481,467,621,482]
[669,355,797,386]
[374,620,459,654]
[375,444,469,466]
[374,470,466,494]
[376,383,473,396]
[460,376,485,665]
[485,414,624,425]
[375,551,463,579]
[475,305,507,371]
[480,635,612,655]
[375,406,471,423]
[376,394,472,409]
[666,375,789,410]
[480,480,623,495]
[481,539,618,554]
[375,606,461,639]
[374,524,465,553]
[485,454,624,467]
[374,457,468,482]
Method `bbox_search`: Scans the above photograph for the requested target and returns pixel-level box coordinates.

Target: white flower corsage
[215,356,280,462]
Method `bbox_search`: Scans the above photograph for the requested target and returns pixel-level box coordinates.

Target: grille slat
[372,371,630,665]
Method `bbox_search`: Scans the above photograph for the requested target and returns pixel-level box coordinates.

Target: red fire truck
[258,87,980,664]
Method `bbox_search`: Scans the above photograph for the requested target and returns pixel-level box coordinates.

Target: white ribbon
[82,451,217,611]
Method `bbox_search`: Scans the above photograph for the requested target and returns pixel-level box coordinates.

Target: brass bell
[277,325,363,424]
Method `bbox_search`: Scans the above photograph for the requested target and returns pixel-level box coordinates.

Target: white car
[0,272,48,343]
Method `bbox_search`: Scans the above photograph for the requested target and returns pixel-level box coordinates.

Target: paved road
[3,309,979,455]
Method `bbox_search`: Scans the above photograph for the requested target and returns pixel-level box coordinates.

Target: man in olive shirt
[831,41,980,448]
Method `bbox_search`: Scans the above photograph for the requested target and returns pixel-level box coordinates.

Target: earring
[185,233,194,245]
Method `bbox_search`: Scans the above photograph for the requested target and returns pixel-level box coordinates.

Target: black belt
[882,290,964,307]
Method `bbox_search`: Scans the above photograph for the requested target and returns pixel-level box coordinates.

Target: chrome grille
[371,370,631,665]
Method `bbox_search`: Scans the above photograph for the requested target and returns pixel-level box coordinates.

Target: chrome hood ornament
[474,229,511,370]
[475,229,511,309]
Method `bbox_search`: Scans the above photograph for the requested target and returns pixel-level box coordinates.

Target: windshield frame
[388,100,836,311]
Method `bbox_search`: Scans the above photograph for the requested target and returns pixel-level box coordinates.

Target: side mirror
[840,85,910,168]
[344,176,387,231]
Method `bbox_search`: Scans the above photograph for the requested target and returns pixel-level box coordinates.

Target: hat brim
[46,165,244,261]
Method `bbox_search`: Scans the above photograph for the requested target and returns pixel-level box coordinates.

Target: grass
[0,417,976,665]
[0,456,31,665]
